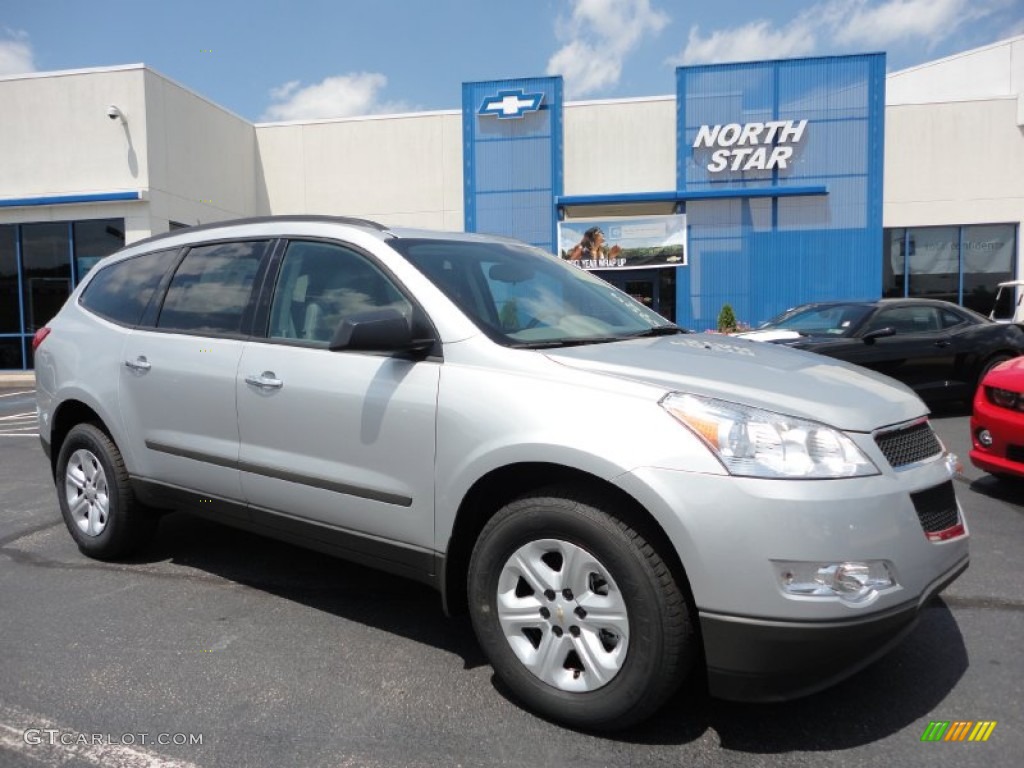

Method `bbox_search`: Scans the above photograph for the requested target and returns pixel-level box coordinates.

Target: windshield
[762,304,873,336]
[391,238,680,347]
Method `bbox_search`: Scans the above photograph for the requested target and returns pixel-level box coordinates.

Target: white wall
[0,66,149,216]
[563,97,676,196]
[884,36,1024,281]
[256,111,463,230]
[887,34,1024,106]
[143,70,262,235]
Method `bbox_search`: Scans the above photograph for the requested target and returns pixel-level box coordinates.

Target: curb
[0,372,36,386]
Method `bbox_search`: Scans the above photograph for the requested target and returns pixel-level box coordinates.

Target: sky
[2,0,1022,123]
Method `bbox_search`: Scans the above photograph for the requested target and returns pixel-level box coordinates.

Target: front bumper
[614,452,970,701]
[970,399,1024,478]
[701,554,968,701]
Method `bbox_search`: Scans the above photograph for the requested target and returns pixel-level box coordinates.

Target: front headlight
[660,393,879,479]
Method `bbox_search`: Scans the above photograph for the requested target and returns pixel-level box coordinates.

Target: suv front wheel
[55,423,157,560]
[467,486,694,730]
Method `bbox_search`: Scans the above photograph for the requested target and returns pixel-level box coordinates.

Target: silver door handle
[245,372,283,390]
[124,356,151,371]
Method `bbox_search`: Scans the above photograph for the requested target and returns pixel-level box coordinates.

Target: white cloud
[674,19,818,65]
[547,0,670,98]
[0,29,36,75]
[672,0,999,66]
[261,72,411,121]
[835,0,988,47]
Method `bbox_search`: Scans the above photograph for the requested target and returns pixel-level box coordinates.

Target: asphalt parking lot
[0,381,1021,768]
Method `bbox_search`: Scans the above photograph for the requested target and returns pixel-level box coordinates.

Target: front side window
[392,239,675,347]
[864,306,942,335]
[157,241,266,335]
[80,248,177,326]
[268,241,412,345]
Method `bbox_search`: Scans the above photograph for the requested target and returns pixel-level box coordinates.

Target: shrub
[717,303,737,333]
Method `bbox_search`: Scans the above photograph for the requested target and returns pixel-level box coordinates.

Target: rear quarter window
[79,248,178,326]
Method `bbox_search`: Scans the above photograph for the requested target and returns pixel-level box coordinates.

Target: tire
[55,423,157,560]
[467,485,695,730]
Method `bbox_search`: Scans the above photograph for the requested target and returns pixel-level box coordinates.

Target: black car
[738,298,1024,402]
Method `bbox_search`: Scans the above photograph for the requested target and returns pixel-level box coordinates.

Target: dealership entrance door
[596,268,676,324]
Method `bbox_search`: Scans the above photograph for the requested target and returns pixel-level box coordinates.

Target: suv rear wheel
[467,486,694,730]
[55,423,157,560]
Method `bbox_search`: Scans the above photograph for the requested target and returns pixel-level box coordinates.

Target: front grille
[874,420,943,469]
[1007,445,1024,464]
[911,481,959,534]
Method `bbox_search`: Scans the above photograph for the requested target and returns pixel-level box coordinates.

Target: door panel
[119,331,245,499]
[117,239,268,500]
[236,344,439,548]
[236,238,439,550]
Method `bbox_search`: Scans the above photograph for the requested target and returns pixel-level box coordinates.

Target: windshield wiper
[509,337,625,349]
[624,325,687,338]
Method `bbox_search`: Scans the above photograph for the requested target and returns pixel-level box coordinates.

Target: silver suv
[35,216,969,729]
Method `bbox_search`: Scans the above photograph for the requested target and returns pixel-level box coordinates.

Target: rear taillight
[32,327,51,351]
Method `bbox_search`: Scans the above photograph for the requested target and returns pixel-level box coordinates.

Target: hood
[543,334,925,432]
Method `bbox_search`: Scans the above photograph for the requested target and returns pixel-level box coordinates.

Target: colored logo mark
[478,89,544,119]
[921,721,997,742]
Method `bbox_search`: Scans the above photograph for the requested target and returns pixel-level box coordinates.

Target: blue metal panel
[0,191,142,208]
[677,53,885,331]
[556,186,827,208]
[14,224,26,369]
[463,77,562,252]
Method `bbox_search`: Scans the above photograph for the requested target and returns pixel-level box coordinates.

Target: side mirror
[861,326,896,344]
[328,308,433,354]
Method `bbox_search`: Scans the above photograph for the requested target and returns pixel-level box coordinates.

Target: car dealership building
[1,35,1022,370]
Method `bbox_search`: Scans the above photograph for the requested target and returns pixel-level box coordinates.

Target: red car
[970,357,1024,479]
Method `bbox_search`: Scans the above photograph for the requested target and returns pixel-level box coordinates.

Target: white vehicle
[990,280,1024,325]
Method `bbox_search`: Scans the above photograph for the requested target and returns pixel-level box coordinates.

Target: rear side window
[79,248,178,326]
[157,241,266,335]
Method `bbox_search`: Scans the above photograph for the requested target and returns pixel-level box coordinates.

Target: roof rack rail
[126,214,390,249]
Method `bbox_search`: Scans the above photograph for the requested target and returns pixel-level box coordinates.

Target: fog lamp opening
[977,429,993,447]
[776,560,896,605]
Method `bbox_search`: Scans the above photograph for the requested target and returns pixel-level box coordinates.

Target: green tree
[717,303,737,333]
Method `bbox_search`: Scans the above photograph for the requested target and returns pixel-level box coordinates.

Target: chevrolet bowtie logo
[478,89,544,119]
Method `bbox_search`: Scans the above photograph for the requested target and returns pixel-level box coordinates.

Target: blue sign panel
[463,77,563,252]
[676,54,886,331]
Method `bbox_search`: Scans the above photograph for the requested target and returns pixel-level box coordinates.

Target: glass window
[766,303,873,335]
[157,241,266,335]
[962,224,1015,315]
[882,228,905,299]
[0,337,23,370]
[907,227,958,304]
[0,225,19,334]
[394,238,672,347]
[21,222,71,333]
[269,241,412,345]
[73,219,124,282]
[80,248,178,326]
[865,305,942,335]
[884,224,1018,314]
